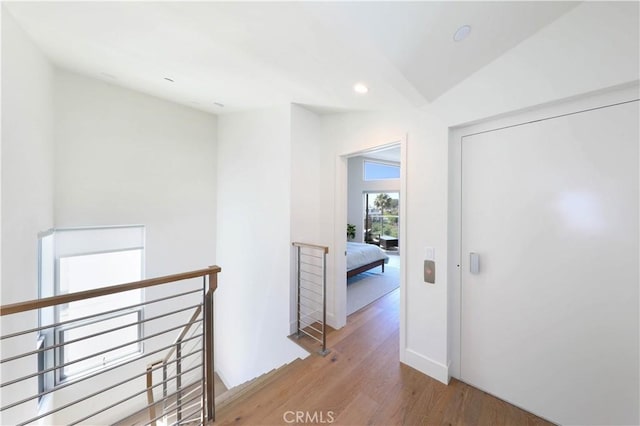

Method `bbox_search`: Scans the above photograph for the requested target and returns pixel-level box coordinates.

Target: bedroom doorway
[345,146,403,317]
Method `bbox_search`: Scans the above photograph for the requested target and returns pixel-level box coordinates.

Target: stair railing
[0,265,220,426]
[144,303,207,425]
[291,242,330,356]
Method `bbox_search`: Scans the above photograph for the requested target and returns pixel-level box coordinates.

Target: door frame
[448,82,640,379]
[332,136,408,339]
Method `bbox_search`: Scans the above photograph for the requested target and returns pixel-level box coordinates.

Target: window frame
[38,225,146,390]
[56,308,143,383]
[363,159,401,181]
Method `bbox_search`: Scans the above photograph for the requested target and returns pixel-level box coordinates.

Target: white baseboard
[325,312,338,329]
[402,348,450,385]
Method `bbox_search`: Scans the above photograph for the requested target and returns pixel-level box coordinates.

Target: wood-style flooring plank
[213,289,553,426]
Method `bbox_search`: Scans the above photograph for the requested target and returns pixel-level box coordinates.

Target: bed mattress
[346,242,389,271]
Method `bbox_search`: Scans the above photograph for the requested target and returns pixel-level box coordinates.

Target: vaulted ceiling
[4,1,578,114]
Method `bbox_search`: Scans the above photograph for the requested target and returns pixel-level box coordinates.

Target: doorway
[450,87,639,425]
[333,139,407,330]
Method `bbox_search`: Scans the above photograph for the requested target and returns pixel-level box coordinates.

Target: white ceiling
[4,1,578,115]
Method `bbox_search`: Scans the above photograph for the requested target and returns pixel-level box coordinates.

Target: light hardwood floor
[214,289,553,426]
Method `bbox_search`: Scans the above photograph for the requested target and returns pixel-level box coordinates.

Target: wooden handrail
[0,265,221,316]
[292,242,329,254]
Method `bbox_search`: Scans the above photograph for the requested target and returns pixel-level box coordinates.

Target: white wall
[3,8,220,424]
[215,106,307,388]
[347,156,400,243]
[319,1,640,385]
[0,7,54,304]
[52,70,217,422]
[290,104,325,333]
[1,8,55,424]
[322,110,450,382]
[1,66,218,424]
[54,69,217,278]
[290,104,323,245]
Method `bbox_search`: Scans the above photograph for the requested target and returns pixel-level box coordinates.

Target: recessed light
[353,83,368,94]
[213,102,225,108]
[164,77,175,82]
[453,25,471,42]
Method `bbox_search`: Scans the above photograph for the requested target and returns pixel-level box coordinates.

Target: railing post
[176,341,182,423]
[205,266,217,421]
[201,276,206,425]
[296,246,301,338]
[320,250,329,356]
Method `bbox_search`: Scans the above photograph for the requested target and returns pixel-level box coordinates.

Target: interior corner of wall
[325,311,338,329]
[214,365,232,390]
[401,347,449,385]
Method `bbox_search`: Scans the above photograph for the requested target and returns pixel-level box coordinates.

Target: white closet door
[461,100,639,425]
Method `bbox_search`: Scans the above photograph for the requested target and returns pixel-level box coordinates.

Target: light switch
[425,247,435,260]
[424,260,435,284]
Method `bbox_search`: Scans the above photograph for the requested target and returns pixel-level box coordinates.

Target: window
[38,226,145,386]
[364,192,400,242]
[363,160,400,181]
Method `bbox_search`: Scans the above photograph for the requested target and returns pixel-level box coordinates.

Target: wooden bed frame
[347,259,385,279]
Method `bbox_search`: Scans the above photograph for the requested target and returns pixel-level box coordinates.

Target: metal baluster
[176,341,182,423]
[297,246,301,338]
[320,250,329,356]
[201,275,206,424]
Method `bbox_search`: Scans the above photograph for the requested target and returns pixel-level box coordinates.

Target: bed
[347,242,389,278]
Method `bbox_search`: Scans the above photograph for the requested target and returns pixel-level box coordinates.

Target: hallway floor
[214,289,552,425]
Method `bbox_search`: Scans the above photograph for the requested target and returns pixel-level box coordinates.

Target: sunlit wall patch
[556,191,605,233]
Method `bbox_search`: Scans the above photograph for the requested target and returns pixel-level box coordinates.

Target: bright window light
[364,160,400,180]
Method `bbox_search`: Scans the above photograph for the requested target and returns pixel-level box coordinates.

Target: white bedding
[346,242,389,271]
